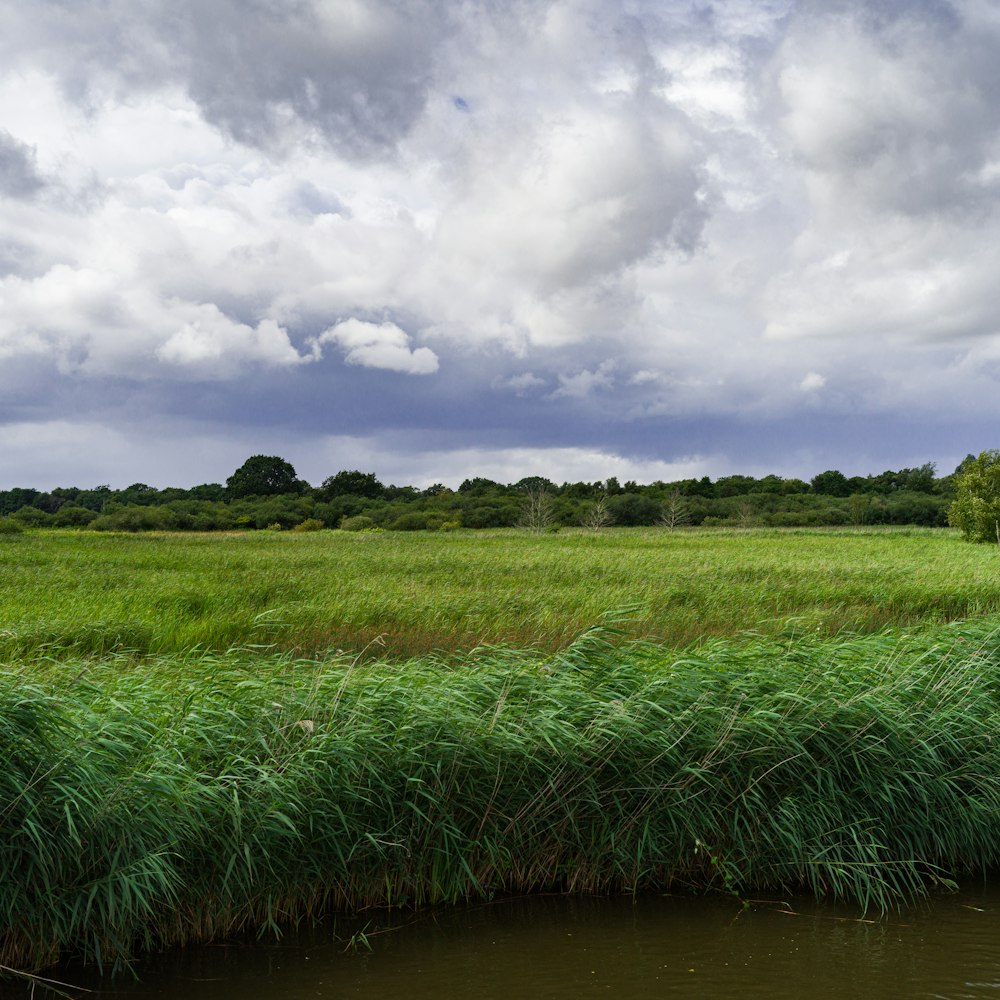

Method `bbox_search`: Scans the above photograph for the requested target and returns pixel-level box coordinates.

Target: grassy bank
[1,527,999,660]
[5,618,1000,970]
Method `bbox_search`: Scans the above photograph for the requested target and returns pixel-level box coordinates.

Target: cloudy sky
[1,0,999,490]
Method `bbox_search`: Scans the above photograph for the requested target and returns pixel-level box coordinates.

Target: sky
[2,0,999,491]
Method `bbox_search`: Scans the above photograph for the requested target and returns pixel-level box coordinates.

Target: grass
[4,526,1000,973]
[1,526,998,661]
[5,617,1000,971]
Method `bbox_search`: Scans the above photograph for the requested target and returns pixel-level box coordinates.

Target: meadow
[1,526,998,661]
[4,526,1000,975]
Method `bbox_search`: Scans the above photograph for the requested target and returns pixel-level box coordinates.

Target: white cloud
[306,438,719,490]
[157,314,304,370]
[316,319,438,375]
[0,266,308,376]
[550,360,617,400]
[760,4,1000,356]
[492,372,546,395]
[2,0,1000,489]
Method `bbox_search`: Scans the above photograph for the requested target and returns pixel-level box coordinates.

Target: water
[20,887,1000,999]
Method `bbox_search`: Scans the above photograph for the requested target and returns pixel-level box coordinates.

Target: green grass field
[5,526,1000,974]
[1,526,998,661]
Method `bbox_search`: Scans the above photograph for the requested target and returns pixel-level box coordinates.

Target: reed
[2,527,1000,661]
[4,617,1000,971]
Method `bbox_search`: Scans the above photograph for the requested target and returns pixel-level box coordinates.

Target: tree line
[0,453,972,534]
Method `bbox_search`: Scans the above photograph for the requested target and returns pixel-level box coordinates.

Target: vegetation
[1,528,999,661]
[5,524,1000,977]
[0,458,962,533]
[949,450,1000,543]
[5,617,1000,971]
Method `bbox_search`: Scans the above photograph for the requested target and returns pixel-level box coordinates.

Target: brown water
[20,887,1000,1000]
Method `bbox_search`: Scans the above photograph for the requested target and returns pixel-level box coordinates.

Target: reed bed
[5,617,1000,971]
[1,527,999,660]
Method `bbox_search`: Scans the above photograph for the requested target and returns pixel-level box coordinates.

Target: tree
[657,491,691,530]
[580,494,613,530]
[226,455,300,499]
[716,474,758,497]
[515,476,557,494]
[319,470,384,500]
[606,493,661,526]
[811,469,851,496]
[518,487,556,532]
[458,477,505,495]
[948,450,1000,543]
[899,462,937,493]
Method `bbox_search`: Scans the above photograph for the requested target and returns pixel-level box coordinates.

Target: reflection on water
[24,886,1000,1000]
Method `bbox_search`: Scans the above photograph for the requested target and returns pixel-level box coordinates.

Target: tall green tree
[319,470,384,500]
[811,470,851,496]
[948,450,1000,543]
[226,455,301,499]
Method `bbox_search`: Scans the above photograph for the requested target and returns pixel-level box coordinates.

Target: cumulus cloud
[762,1,1000,355]
[0,0,449,160]
[1,0,999,489]
[316,319,439,375]
[0,266,308,376]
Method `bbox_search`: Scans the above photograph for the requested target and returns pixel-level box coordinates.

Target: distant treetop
[226,455,300,499]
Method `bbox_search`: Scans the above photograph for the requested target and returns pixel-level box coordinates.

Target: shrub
[463,504,515,528]
[292,518,325,533]
[88,506,180,532]
[389,511,430,531]
[0,518,23,535]
[340,515,377,532]
[52,506,99,528]
[606,494,661,526]
[10,505,52,527]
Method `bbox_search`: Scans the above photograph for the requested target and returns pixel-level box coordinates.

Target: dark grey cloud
[0,240,42,278]
[0,130,44,198]
[2,0,1000,490]
[772,0,1000,219]
[0,0,452,159]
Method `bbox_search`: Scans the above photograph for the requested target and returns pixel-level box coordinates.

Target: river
[24,885,1000,999]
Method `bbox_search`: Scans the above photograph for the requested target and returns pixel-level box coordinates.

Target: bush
[52,506,99,528]
[606,494,661,526]
[390,512,431,531]
[463,504,516,528]
[10,505,52,527]
[0,518,23,535]
[340,515,377,532]
[292,518,325,533]
[89,506,180,532]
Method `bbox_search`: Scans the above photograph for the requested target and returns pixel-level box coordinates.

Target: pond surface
[21,886,1000,1000]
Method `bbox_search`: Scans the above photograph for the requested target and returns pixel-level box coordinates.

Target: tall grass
[1,527,999,660]
[5,617,1000,970]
